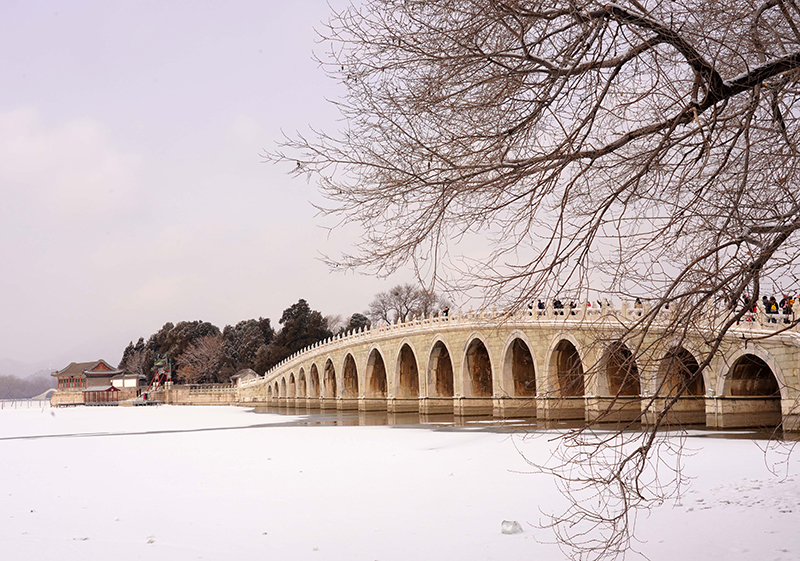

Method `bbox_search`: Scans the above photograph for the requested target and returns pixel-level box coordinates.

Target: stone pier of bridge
[236,305,800,431]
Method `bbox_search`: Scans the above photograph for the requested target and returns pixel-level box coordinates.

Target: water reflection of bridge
[238,305,800,431]
[251,406,590,431]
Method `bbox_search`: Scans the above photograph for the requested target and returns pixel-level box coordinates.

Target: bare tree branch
[266,1,800,559]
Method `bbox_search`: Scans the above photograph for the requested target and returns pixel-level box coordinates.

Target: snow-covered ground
[0,405,798,560]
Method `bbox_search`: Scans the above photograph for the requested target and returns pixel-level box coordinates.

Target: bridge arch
[342,353,360,398]
[298,368,307,398]
[657,346,704,397]
[267,385,273,399]
[427,337,454,397]
[462,333,494,398]
[602,341,640,396]
[288,373,297,398]
[323,358,337,398]
[365,346,388,398]
[395,341,421,398]
[500,332,537,397]
[308,363,320,398]
[547,334,585,397]
[273,381,279,400]
[279,377,287,398]
[719,346,784,398]
[659,338,713,394]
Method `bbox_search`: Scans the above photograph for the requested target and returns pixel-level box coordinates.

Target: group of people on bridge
[739,294,797,323]
[529,298,619,316]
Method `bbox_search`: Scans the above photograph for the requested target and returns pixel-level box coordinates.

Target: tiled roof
[84,360,121,374]
[52,359,122,377]
[52,361,98,377]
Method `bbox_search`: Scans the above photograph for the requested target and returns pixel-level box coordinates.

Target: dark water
[251,405,587,432]
[250,405,798,439]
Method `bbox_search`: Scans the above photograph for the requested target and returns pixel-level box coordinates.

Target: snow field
[0,405,798,560]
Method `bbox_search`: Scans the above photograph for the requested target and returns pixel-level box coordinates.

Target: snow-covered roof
[231,368,258,380]
[111,372,146,380]
[83,385,119,392]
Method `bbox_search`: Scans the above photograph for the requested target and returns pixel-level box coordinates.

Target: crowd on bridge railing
[528,298,619,317]
[736,294,798,324]
[523,297,669,321]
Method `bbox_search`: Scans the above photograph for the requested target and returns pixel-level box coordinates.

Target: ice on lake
[1,404,798,560]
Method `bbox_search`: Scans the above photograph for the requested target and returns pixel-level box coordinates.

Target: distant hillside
[0,375,56,399]
[0,358,54,379]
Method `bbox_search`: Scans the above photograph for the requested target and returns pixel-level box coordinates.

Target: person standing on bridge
[766,296,779,323]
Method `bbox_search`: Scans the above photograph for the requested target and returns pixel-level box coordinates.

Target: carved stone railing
[187,384,234,393]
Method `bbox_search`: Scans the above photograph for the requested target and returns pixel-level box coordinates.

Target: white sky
[0,0,410,370]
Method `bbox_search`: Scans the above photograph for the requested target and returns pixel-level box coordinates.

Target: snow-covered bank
[0,406,797,560]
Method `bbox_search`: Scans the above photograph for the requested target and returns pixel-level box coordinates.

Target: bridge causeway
[237,303,800,431]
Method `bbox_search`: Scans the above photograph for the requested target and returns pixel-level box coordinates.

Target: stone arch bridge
[238,304,800,430]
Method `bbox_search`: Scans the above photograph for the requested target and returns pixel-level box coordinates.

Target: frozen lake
[1,404,798,560]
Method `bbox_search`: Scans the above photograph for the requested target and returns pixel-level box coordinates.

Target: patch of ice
[501,520,524,535]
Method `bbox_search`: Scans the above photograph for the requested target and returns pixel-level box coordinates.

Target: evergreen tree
[220,317,275,378]
[344,313,370,333]
[261,299,332,371]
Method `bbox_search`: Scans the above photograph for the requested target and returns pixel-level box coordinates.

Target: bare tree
[324,313,348,335]
[276,0,800,306]
[270,1,800,559]
[123,349,148,380]
[367,283,449,324]
[176,334,223,384]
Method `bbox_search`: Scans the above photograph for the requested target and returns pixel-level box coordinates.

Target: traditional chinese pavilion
[51,359,135,405]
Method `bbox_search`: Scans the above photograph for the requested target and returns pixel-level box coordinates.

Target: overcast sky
[0,0,414,371]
